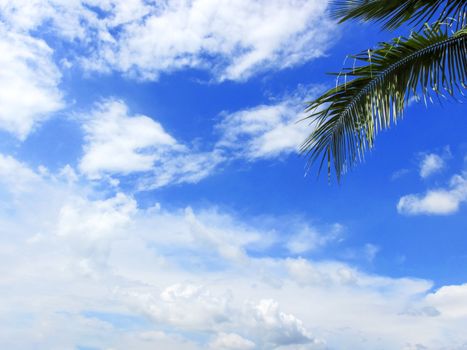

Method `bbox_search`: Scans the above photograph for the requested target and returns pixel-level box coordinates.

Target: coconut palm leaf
[301,25,467,180]
[333,0,467,30]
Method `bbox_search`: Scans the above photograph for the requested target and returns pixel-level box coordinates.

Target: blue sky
[0,1,466,349]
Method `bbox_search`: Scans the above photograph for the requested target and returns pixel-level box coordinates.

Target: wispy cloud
[391,168,411,181]
[419,153,445,178]
[286,224,343,255]
[418,147,452,178]
[215,94,311,160]
[0,26,63,139]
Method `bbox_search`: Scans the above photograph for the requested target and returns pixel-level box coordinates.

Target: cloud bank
[1,154,467,349]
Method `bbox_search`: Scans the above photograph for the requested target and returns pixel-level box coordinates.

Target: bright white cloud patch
[80,99,225,188]
[0,0,335,81]
[80,99,179,178]
[1,154,467,349]
[419,153,445,178]
[0,27,63,139]
[426,283,467,318]
[397,173,467,215]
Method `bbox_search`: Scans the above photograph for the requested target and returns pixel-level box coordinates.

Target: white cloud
[248,299,313,347]
[0,27,63,139]
[398,191,458,215]
[209,333,255,350]
[79,94,314,189]
[133,283,232,330]
[80,99,179,178]
[0,0,325,182]
[286,224,343,255]
[419,153,445,178]
[57,192,137,267]
[0,0,336,81]
[391,168,410,181]
[0,156,467,350]
[0,154,41,193]
[397,173,467,215]
[364,244,380,263]
[97,0,153,27]
[3,155,467,349]
[139,149,225,190]
[5,2,467,349]
[148,88,319,187]
[79,99,225,188]
[101,0,335,81]
[216,96,312,160]
[127,284,320,348]
[426,284,467,318]
[0,0,91,39]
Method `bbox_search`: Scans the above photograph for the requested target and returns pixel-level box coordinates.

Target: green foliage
[302,1,467,180]
[333,0,467,30]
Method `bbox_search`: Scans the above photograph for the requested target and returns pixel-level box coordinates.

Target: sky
[0,1,466,349]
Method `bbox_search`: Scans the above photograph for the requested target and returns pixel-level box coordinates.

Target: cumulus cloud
[0,27,63,138]
[0,0,336,81]
[79,99,224,188]
[397,173,467,215]
[80,99,180,178]
[133,283,232,330]
[126,283,322,348]
[247,299,313,347]
[426,283,467,318]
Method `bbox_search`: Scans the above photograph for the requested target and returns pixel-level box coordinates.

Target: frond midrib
[331,29,467,134]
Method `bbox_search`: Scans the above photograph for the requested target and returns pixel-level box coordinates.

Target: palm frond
[301,25,467,181]
[333,0,467,30]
